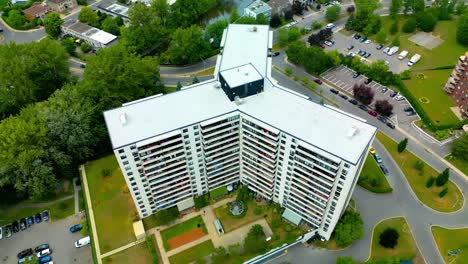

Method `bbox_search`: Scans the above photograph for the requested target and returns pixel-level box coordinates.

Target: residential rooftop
[245,0,271,15]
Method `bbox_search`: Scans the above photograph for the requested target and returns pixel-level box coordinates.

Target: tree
[352,84,374,105]
[80,42,92,53]
[435,168,450,186]
[413,0,425,13]
[455,1,466,14]
[334,211,364,247]
[403,0,414,14]
[312,21,322,29]
[163,25,211,65]
[452,133,468,160]
[292,0,304,15]
[169,0,218,28]
[376,29,387,43]
[243,224,267,254]
[7,10,27,29]
[426,176,435,188]
[347,5,356,13]
[44,13,63,38]
[155,207,179,225]
[288,26,301,42]
[336,257,358,264]
[379,228,399,248]
[278,28,289,47]
[439,187,448,197]
[284,9,294,20]
[194,195,208,209]
[456,12,468,45]
[390,20,399,35]
[101,17,120,36]
[236,185,250,202]
[270,14,281,27]
[192,76,199,84]
[286,40,307,64]
[375,100,393,116]
[326,5,341,22]
[61,37,76,54]
[308,28,332,47]
[390,0,402,18]
[211,247,228,264]
[397,138,408,153]
[417,11,437,32]
[391,33,400,46]
[402,17,417,33]
[438,0,451,20]
[229,9,240,23]
[205,20,228,48]
[176,81,182,91]
[78,6,99,27]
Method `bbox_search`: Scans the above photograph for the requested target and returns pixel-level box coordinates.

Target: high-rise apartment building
[104,25,376,240]
[443,52,468,118]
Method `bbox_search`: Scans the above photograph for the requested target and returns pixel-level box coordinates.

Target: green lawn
[210,185,227,198]
[403,70,459,126]
[214,200,263,233]
[358,154,393,193]
[164,86,177,93]
[168,240,215,264]
[445,155,468,177]
[0,197,74,226]
[84,155,138,253]
[432,226,468,264]
[103,242,153,264]
[376,132,463,212]
[161,215,207,251]
[368,217,424,263]
[375,17,467,70]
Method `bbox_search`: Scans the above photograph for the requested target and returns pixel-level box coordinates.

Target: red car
[368,110,378,117]
[319,43,325,49]
[314,79,323,85]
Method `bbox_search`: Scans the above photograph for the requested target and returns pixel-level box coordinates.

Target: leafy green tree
[205,20,228,48]
[236,185,250,202]
[413,0,425,13]
[229,9,240,23]
[391,33,400,46]
[402,17,417,33]
[211,247,228,264]
[379,228,399,248]
[78,6,99,27]
[101,17,120,36]
[163,25,211,65]
[176,81,182,91]
[390,0,402,18]
[397,138,408,153]
[44,13,63,38]
[278,28,289,47]
[80,42,92,53]
[194,195,208,209]
[456,12,468,45]
[416,11,437,32]
[288,26,301,42]
[390,19,399,35]
[312,21,322,29]
[438,0,451,20]
[270,14,281,27]
[326,5,341,22]
[376,28,387,43]
[403,0,414,14]
[243,224,267,254]
[435,168,450,186]
[452,133,468,160]
[334,211,364,247]
[61,37,76,54]
[83,44,163,108]
[426,176,435,188]
[7,10,26,28]
[455,1,466,14]
[169,0,218,28]
[439,187,448,197]
[292,0,304,15]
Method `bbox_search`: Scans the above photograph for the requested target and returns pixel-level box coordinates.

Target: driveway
[0,19,46,44]
[325,32,410,74]
[0,213,92,264]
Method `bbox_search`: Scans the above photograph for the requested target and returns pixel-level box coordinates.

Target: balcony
[138,134,182,152]
[242,144,276,165]
[242,136,277,157]
[202,127,239,144]
[241,122,279,142]
[142,148,185,166]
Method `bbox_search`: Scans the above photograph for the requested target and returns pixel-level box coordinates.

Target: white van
[75,236,90,248]
[36,248,52,258]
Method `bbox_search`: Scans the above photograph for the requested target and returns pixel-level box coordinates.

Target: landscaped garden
[376,132,463,212]
[168,240,215,264]
[403,70,460,127]
[432,226,468,264]
[368,217,424,263]
[84,154,139,252]
[161,215,207,251]
[358,154,393,193]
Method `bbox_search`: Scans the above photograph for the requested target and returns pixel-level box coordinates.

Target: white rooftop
[220,64,263,88]
[104,24,376,164]
[245,0,272,15]
[88,29,117,45]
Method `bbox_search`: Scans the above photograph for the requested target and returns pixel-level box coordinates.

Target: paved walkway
[79,165,103,264]
[100,238,146,258]
[73,177,82,214]
[14,195,74,209]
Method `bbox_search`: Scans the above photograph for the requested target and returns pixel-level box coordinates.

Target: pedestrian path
[14,195,74,209]
[101,238,146,258]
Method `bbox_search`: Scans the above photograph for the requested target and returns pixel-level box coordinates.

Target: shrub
[312,21,322,30]
[435,168,450,187]
[352,83,374,105]
[301,77,309,85]
[80,220,89,236]
[81,42,92,53]
[254,207,262,215]
[379,228,399,248]
[293,75,299,81]
[397,138,408,153]
[285,67,293,76]
[101,169,112,177]
[402,18,417,33]
[309,81,317,90]
[285,225,292,232]
[438,187,449,198]
[426,176,435,188]
[375,100,393,116]
[194,195,208,209]
[414,160,425,175]
[390,20,399,35]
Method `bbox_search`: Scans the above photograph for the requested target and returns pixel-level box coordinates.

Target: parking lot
[321,65,420,126]
[325,32,410,74]
[0,213,91,264]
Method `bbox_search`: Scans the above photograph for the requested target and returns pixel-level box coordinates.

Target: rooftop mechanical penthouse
[104,24,376,240]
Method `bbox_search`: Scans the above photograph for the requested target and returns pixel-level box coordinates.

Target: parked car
[364,39,372,44]
[368,110,378,117]
[330,88,339,94]
[324,40,334,46]
[17,248,33,259]
[348,99,358,105]
[364,53,371,58]
[404,106,414,112]
[314,79,323,85]
[19,218,27,231]
[389,91,398,98]
[348,52,356,57]
[377,116,387,123]
[0,226,2,239]
[5,225,12,238]
[406,111,417,116]
[27,216,34,226]
[42,210,49,221]
[37,255,52,264]
[353,34,361,39]
[80,64,86,68]
[69,224,82,233]
[339,94,348,100]
[359,36,367,42]
[386,122,396,129]
[358,50,365,56]
[326,23,335,29]
[374,154,383,164]
[376,44,384,50]
[75,236,91,248]
[352,72,360,78]
[369,147,376,155]
[379,164,389,175]
[347,45,354,50]
[319,43,326,49]
[36,248,52,258]
[383,47,390,54]
[364,78,372,84]
[359,104,368,111]
[12,221,19,233]
[361,51,367,57]
[35,213,42,223]
[35,244,50,253]
[382,87,388,93]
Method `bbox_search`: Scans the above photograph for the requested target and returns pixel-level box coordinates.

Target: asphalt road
[0,18,45,44]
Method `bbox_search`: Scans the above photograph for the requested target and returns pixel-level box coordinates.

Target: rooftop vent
[234,96,243,105]
[348,127,359,138]
[119,113,127,125]
[253,26,257,32]
[214,82,221,89]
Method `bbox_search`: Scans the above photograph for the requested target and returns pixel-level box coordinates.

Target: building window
[123,161,129,165]
[120,155,126,160]
[118,149,124,154]
[344,163,350,168]
[127,172,133,176]
[193,125,198,129]
[184,135,189,139]
[130,145,136,150]
[183,128,188,133]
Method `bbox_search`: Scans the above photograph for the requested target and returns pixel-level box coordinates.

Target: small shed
[177,197,195,211]
[282,208,302,226]
[133,220,145,240]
